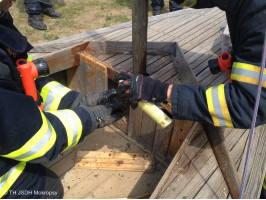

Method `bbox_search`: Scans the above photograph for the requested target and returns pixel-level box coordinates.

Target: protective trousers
[24,0,52,15]
[151,0,183,12]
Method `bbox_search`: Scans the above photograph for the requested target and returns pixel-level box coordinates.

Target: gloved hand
[79,89,117,107]
[114,71,169,106]
[82,99,126,129]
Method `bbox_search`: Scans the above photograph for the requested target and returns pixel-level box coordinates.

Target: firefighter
[24,0,61,30]
[151,0,183,16]
[0,0,126,198]
[115,0,266,198]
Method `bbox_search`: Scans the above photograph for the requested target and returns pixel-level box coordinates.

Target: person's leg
[24,0,41,15]
[3,163,63,199]
[24,0,47,30]
[40,0,61,18]
[40,167,64,199]
[151,0,164,15]
[169,0,183,12]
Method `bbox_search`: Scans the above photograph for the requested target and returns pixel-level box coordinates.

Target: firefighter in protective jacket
[114,0,266,198]
[0,0,126,198]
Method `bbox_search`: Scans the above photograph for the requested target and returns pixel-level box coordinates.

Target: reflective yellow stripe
[263,176,266,190]
[231,62,266,87]
[27,54,33,62]
[2,111,56,162]
[41,81,71,111]
[180,0,197,7]
[0,162,26,198]
[217,85,233,127]
[206,84,233,127]
[49,110,83,152]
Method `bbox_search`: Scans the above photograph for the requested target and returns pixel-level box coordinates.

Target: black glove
[79,89,117,107]
[114,71,169,106]
[82,100,126,129]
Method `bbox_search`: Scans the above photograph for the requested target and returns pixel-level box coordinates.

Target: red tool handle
[16,59,43,110]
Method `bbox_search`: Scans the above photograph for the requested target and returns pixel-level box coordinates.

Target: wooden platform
[30,7,266,199]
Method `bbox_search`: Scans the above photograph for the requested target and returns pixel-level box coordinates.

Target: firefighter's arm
[35,77,117,110]
[171,0,215,9]
[172,0,238,12]
[0,88,125,163]
[170,81,263,129]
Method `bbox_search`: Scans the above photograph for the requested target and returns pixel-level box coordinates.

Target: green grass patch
[112,14,130,23]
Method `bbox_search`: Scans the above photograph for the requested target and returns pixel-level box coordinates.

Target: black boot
[28,14,47,30]
[43,7,61,18]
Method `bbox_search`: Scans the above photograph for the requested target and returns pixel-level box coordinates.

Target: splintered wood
[74,151,155,172]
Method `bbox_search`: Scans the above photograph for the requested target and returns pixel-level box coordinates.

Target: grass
[9,0,170,45]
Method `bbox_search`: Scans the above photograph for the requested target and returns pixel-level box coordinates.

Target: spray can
[138,101,173,128]
[111,88,173,128]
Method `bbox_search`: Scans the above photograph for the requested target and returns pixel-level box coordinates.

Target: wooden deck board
[61,125,166,199]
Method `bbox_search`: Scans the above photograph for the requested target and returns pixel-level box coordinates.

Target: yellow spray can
[138,101,173,128]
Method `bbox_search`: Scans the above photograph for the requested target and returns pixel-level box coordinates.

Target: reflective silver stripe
[0,167,16,190]
[0,162,26,198]
[206,84,233,127]
[11,124,53,160]
[2,111,57,162]
[211,87,226,126]
[58,110,78,147]
[232,67,266,81]
[48,110,83,152]
[43,84,66,110]
[231,62,266,87]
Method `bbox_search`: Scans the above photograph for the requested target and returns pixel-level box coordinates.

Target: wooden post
[203,125,240,198]
[132,0,148,74]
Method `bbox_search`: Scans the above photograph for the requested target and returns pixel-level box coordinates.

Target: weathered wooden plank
[43,148,78,177]
[47,150,77,177]
[139,112,157,150]
[171,43,198,84]
[150,122,201,198]
[67,52,107,94]
[203,126,240,198]
[166,120,195,159]
[32,8,198,55]
[128,107,143,142]
[74,151,155,172]
[150,8,220,42]
[238,125,266,199]
[152,122,174,161]
[195,129,248,199]
[151,126,235,198]
[79,51,119,81]
[33,42,89,74]
[88,41,174,56]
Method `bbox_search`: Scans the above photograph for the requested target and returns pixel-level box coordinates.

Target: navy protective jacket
[171,0,266,129]
[0,13,96,198]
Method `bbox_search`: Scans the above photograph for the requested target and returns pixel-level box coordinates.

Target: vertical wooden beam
[132,0,148,74]
[128,0,148,149]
